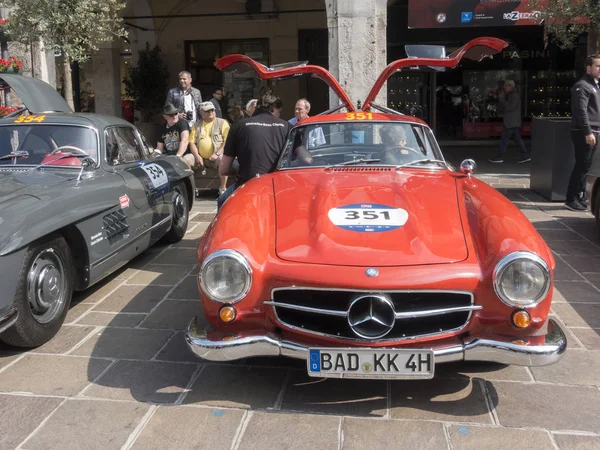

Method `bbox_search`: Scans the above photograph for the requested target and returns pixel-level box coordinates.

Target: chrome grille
[266,289,477,341]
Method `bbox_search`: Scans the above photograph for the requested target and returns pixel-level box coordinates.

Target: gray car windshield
[0,124,97,166]
[278,121,441,169]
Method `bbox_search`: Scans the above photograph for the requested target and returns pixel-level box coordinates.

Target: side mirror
[460,159,476,178]
[81,157,97,170]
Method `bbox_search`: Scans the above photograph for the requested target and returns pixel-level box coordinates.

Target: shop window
[186,39,269,122]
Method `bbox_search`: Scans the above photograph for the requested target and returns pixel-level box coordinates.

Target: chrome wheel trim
[27,248,67,324]
[172,188,187,228]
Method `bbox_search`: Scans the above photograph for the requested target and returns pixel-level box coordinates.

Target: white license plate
[307,348,435,380]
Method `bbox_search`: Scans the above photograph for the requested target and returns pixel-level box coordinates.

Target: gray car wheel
[0,235,73,347]
[162,184,189,243]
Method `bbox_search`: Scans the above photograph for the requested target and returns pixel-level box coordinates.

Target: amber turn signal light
[219,306,237,323]
[512,310,531,328]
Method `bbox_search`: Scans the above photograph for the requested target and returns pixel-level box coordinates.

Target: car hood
[0,74,72,113]
[0,170,76,205]
[273,169,468,267]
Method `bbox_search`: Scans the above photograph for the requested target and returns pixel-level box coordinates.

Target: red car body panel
[273,170,468,266]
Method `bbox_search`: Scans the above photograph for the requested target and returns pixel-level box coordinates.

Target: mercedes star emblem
[365,268,379,277]
[347,294,396,339]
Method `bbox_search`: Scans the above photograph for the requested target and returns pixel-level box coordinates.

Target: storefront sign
[408,0,543,29]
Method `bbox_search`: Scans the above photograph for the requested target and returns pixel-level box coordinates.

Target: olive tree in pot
[123,42,169,147]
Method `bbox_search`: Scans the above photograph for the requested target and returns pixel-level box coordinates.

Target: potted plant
[0,57,23,74]
[122,42,169,145]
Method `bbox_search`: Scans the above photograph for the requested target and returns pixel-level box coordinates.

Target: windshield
[0,124,98,166]
[278,122,442,169]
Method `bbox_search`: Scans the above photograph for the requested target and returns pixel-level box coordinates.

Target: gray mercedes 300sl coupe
[0,74,194,347]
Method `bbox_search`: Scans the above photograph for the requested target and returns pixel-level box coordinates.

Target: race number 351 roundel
[328,204,409,232]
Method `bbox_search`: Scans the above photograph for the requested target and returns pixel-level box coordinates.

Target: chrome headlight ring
[493,251,551,308]
[199,249,252,303]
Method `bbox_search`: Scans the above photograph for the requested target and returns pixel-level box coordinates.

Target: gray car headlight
[493,251,551,308]
[199,250,252,303]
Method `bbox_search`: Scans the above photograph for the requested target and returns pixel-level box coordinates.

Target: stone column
[89,45,121,116]
[326,0,387,110]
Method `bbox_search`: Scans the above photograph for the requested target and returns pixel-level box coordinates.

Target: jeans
[497,126,529,158]
[216,183,237,210]
[566,130,599,203]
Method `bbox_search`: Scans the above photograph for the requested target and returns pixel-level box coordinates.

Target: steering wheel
[380,146,422,165]
[49,146,88,156]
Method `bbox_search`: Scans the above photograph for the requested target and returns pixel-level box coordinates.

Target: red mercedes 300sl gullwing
[186,37,567,380]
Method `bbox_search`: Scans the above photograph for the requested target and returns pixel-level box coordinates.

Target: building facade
[59,0,586,140]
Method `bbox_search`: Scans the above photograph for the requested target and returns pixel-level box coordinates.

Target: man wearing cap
[189,101,231,195]
[156,103,190,157]
[165,71,202,127]
[217,90,290,209]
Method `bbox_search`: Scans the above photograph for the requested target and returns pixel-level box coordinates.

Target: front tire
[162,184,189,243]
[1,235,73,347]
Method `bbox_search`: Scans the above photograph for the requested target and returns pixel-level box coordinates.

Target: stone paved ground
[2,175,600,450]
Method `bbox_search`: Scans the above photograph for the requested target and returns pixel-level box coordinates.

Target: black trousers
[566,130,599,202]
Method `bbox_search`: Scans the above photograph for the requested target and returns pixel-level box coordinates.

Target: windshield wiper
[0,151,29,162]
[31,152,91,171]
[327,158,381,168]
[396,158,448,169]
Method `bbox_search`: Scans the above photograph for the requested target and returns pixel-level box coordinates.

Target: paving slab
[71,273,124,304]
[126,264,189,286]
[76,312,146,328]
[435,361,531,382]
[0,349,22,371]
[167,275,200,300]
[554,281,600,304]
[281,372,387,417]
[549,241,600,257]
[583,273,600,290]
[552,303,600,329]
[489,381,600,432]
[529,349,600,386]
[342,418,446,450]
[553,434,600,450]
[561,256,600,273]
[447,425,555,450]
[71,328,173,360]
[537,229,586,241]
[239,411,339,450]
[138,299,203,330]
[92,285,172,313]
[553,258,585,281]
[65,301,95,323]
[31,325,95,354]
[151,248,199,265]
[0,394,63,449]
[153,331,203,363]
[390,378,492,424]
[24,399,150,450]
[84,360,198,404]
[0,354,112,396]
[570,327,600,350]
[183,365,288,409]
[132,406,244,450]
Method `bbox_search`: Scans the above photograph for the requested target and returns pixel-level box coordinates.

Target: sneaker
[578,198,588,209]
[564,200,586,211]
[201,168,207,176]
[488,156,504,163]
[218,188,226,196]
[517,157,531,163]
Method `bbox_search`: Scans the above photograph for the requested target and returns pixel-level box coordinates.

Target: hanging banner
[408,0,544,29]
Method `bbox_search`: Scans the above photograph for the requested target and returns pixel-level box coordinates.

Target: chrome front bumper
[186,317,567,367]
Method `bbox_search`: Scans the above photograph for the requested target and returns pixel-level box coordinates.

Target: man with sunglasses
[156,103,190,157]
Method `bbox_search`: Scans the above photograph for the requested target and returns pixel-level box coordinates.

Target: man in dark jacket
[217,90,290,209]
[489,80,530,164]
[566,54,600,211]
[165,71,202,127]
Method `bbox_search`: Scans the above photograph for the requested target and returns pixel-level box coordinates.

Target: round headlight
[493,251,551,308]
[199,250,252,303]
